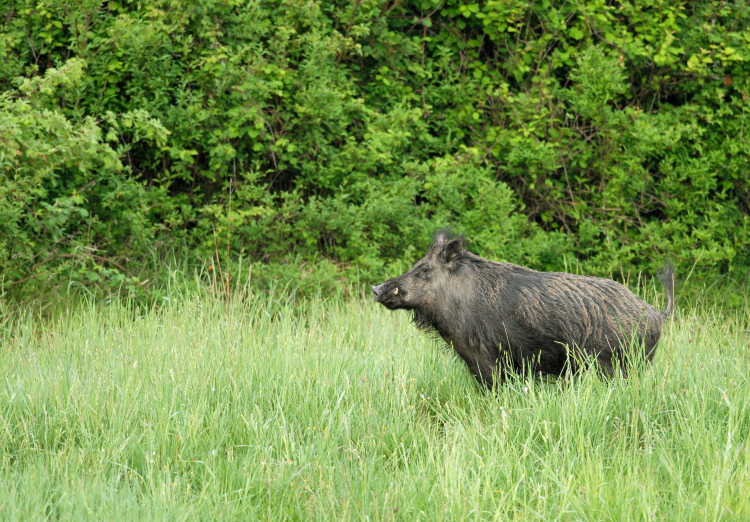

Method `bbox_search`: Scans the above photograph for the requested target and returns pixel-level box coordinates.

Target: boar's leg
[465,358,495,389]
[595,350,616,377]
[452,339,500,389]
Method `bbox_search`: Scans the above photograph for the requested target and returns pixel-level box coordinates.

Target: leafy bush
[1,0,747,301]
[0,58,168,298]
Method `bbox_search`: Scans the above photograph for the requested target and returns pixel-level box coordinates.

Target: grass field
[1,288,749,520]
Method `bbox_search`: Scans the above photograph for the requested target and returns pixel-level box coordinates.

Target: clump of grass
[1,292,748,520]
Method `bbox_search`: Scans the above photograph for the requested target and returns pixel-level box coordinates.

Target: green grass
[1,290,748,520]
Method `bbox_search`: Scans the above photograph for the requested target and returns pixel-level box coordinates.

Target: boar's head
[371,230,465,311]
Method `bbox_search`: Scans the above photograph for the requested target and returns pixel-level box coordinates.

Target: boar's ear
[440,237,464,266]
[433,228,452,245]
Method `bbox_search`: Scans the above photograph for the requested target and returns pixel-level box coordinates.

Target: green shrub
[1,0,747,302]
[0,58,168,298]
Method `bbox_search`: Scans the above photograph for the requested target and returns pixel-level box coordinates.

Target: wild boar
[372,230,674,388]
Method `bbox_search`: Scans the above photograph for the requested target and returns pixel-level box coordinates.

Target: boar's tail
[658,262,675,316]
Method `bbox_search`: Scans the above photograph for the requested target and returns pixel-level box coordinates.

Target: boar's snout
[371,281,402,308]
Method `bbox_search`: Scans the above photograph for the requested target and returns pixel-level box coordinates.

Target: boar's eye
[416,266,432,278]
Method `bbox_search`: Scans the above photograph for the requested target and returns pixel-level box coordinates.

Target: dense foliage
[1,0,748,299]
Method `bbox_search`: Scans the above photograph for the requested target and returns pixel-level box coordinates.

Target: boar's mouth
[371,281,404,309]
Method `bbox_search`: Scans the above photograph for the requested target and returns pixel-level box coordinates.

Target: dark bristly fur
[371,230,675,388]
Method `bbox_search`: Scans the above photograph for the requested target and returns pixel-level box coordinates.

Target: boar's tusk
[393,288,398,296]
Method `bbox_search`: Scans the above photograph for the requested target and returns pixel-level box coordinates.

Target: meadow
[1,284,748,520]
